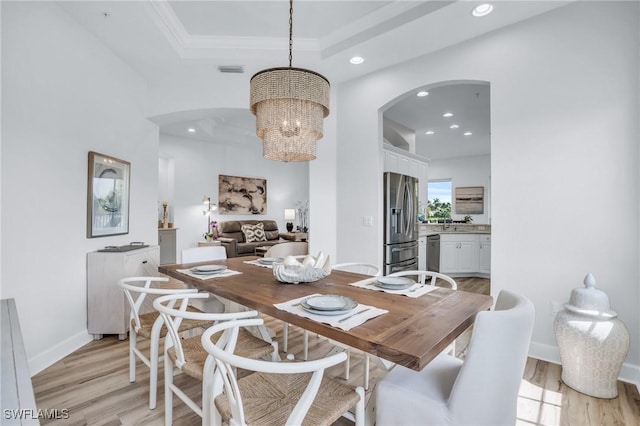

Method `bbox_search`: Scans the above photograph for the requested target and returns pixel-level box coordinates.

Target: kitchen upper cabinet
[384,147,429,212]
[479,234,491,274]
[439,234,480,274]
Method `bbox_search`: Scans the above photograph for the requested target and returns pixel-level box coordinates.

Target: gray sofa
[217,220,285,258]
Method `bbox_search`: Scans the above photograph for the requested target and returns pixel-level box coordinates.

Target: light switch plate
[362,216,373,227]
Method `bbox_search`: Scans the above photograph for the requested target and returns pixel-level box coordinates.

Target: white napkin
[243,259,273,269]
[176,268,242,280]
[349,277,438,298]
[274,294,388,331]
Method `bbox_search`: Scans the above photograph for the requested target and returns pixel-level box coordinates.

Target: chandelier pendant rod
[289,0,293,68]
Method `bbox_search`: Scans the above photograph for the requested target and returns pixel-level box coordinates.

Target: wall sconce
[284,208,296,232]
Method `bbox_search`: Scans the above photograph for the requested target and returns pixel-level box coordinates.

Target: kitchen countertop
[419,223,491,236]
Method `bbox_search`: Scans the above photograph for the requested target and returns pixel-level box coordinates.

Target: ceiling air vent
[218,65,244,74]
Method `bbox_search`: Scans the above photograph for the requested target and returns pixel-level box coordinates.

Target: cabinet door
[384,150,399,173]
[418,236,427,270]
[439,241,459,273]
[479,236,491,274]
[159,230,177,265]
[439,234,480,274]
[457,241,479,273]
[87,246,160,337]
[124,248,161,314]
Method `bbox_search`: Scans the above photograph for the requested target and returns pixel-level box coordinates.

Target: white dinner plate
[302,295,357,311]
[375,281,413,290]
[259,257,283,265]
[376,276,415,288]
[301,305,357,316]
[191,264,226,274]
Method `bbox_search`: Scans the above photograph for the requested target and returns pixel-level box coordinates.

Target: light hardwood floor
[33,278,640,425]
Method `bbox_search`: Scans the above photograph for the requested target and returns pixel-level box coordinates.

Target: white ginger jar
[554,273,629,398]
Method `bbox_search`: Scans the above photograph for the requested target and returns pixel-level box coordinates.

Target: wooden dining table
[159,256,493,371]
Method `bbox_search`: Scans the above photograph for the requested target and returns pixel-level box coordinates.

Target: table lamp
[284,209,296,232]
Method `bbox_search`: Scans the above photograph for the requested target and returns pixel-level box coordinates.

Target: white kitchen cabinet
[384,148,429,216]
[158,228,177,265]
[439,234,479,274]
[479,234,491,274]
[418,235,427,270]
[87,246,160,340]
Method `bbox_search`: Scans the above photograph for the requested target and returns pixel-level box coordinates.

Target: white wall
[1,2,158,374]
[308,96,338,261]
[428,155,491,224]
[337,1,639,382]
[159,134,309,260]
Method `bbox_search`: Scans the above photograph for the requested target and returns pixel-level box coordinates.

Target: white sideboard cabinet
[87,246,160,340]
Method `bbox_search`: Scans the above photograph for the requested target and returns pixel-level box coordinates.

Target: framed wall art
[87,151,130,238]
[218,174,267,215]
[455,186,484,214]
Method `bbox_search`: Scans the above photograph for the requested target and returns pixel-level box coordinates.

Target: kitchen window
[427,179,452,221]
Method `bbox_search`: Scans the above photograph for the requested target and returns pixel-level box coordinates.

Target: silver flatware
[338,308,370,323]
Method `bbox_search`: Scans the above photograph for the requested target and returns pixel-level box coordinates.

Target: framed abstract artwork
[454,186,484,214]
[87,151,131,238]
[218,174,267,215]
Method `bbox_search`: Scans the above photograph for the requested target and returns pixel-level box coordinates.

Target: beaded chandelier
[250,0,330,162]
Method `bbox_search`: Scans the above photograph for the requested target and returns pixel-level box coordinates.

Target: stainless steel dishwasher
[427,234,440,272]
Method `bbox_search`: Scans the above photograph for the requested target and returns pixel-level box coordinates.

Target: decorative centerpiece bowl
[272,252,331,284]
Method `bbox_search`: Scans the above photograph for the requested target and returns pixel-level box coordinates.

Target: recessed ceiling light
[463,131,473,136]
[187,128,196,133]
[450,124,459,129]
[417,91,429,97]
[426,130,435,135]
[472,3,494,17]
[350,56,364,65]
[443,112,454,118]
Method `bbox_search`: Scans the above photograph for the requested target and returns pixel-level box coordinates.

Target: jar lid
[564,273,617,318]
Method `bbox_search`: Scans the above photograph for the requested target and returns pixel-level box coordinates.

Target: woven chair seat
[215,372,360,426]
[167,329,275,381]
[133,305,210,339]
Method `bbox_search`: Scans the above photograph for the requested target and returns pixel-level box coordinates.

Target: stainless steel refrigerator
[383,172,419,275]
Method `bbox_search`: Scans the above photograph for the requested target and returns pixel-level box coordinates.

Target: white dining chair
[153,293,277,426]
[181,246,228,313]
[389,269,458,355]
[388,269,458,289]
[181,246,227,264]
[117,277,210,410]
[330,262,382,389]
[263,241,309,258]
[376,290,535,426]
[265,242,309,357]
[332,262,381,277]
[201,317,365,426]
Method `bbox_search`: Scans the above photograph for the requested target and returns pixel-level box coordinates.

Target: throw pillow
[241,223,267,243]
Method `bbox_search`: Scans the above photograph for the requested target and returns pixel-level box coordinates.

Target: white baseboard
[529,341,640,390]
[28,331,93,376]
